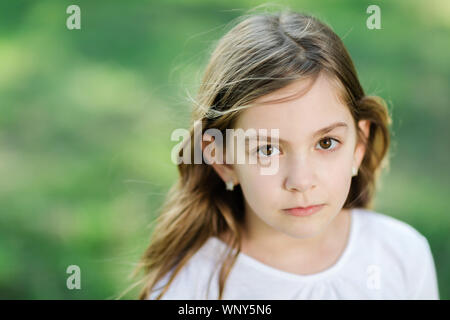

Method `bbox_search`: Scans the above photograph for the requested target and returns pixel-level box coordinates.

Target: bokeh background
[0,0,448,299]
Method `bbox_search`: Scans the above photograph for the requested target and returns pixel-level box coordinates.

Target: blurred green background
[0,0,448,299]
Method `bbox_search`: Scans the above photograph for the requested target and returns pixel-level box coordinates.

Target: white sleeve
[147,270,194,300]
[409,235,440,300]
[147,272,171,300]
[146,263,205,300]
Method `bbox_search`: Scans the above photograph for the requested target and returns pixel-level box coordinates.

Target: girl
[134,9,439,300]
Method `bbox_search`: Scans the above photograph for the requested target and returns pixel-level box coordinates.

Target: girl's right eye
[256,145,280,157]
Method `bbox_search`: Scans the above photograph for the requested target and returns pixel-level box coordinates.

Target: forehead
[234,72,352,134]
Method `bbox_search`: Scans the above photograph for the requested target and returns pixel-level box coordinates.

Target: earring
[352,166,358,177]
[225,180,234,191]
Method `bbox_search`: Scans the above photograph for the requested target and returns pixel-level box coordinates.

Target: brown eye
[319,138,332,149]
[257,145,280,157]
[317,137,340,151]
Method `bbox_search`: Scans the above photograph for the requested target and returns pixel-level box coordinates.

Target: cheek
[321,156,348,179]
[235,164,279,206]
[316,151,353,195]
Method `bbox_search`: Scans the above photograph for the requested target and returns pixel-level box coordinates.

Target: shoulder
[354,207,431,261]
[354,208,439,299]
[355,207,428,247]
[147,237,226,300]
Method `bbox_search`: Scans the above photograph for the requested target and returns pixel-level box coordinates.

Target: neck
[240,206,351,263]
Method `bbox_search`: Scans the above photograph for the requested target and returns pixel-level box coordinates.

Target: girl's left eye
[316,137,341,151]
[256,145,280,157]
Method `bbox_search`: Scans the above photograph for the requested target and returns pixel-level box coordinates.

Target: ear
[202,133,239,186]
[353,120,371,168]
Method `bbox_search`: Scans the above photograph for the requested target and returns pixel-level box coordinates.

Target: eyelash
[255,136,342,157]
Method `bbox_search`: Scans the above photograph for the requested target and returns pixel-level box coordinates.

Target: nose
[284,155,316,193]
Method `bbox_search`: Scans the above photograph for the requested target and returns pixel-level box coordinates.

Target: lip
[283,204,325,217]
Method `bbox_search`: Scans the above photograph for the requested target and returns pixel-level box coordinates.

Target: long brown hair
[131,6,392,300]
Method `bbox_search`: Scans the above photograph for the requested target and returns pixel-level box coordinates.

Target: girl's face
[227,72,370,240]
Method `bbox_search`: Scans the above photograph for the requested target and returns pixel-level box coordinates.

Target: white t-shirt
[147,207,440,299]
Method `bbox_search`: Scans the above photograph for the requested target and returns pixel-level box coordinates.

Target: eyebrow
[245,121,348,144]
